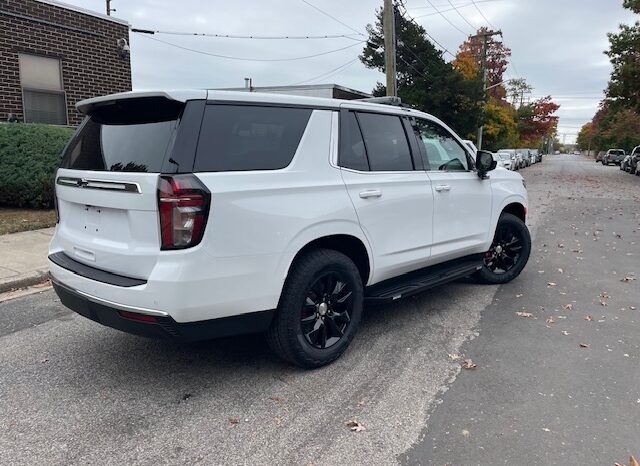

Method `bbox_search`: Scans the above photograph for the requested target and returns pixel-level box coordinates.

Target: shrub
[0,123,75,208]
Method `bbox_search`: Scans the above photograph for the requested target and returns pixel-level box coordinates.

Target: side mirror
[476,150,497,179]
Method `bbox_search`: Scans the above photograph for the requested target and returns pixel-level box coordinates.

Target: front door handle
[359,189,383,199]
[435,185,451,192]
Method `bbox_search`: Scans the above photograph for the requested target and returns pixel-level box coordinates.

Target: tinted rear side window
[339,111,369,171]
[194,105,312,172]
[356,113,413,171]
[61,97,182,172]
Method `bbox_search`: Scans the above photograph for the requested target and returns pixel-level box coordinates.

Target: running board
[364,256,483,304]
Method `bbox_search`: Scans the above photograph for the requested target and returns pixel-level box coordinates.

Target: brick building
[0,0,132,126]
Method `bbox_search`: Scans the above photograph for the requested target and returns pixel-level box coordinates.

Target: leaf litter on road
[346,420,365,432]
[461,359,477,369]
[584,315,594,321]
[516,311,534,318]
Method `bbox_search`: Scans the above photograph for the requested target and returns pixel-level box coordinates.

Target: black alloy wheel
[483,225,524,275]
[300,272,353,349]
[474,213,531,284]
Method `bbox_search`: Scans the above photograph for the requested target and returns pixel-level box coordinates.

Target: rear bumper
[52,277,275,341]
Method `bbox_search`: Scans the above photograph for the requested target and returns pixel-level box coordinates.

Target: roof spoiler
[357,96,403,106]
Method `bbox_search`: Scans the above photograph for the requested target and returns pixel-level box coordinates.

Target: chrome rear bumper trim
[56,176,141,193]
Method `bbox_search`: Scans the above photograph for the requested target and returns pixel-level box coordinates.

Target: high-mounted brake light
[158,174,210,250]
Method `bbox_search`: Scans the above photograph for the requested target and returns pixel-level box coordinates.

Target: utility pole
[383,0,397,97]
[472,29,502,150]
[106,0,114,15]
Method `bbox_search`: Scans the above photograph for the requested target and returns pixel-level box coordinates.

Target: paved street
[1,155,639,465]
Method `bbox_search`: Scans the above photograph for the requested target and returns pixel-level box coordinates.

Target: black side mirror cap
[476,150,497,179]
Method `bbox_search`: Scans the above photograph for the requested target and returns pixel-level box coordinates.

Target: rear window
[60,97,183,172]
[194,105,312,172]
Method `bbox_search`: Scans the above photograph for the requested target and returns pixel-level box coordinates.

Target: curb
[0,269,49,294]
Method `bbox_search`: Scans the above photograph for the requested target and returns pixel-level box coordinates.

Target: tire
[266,249,364,368]
[474,213,531,285]
[602,159,606,165]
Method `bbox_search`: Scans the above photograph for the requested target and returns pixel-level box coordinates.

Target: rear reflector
[158,174,210,250]
[118,310,158,323]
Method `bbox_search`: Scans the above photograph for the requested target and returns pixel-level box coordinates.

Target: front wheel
[474,213,531,284]
[266,249,363,368]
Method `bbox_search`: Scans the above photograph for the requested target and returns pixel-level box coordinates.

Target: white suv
[49,90,531,368]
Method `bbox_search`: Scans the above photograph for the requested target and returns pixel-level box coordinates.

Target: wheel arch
[501,202,526,222]
[285,234,372,287]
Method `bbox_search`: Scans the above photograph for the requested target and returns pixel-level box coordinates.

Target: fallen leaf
[228,416,240,424]
[461,359,477,369]
[357,400,366,406]
[621,276,636,283]
[599,291,610,299]
[579,343,590,348]
[346,420,365,432]
[629,306,637,310]
[546,316,556,325]
[516,311,534,318]
[631,455,640,466]
[584,315,594,321]
[461,429,470,437]
[40,358,49,364]
[562,304,573,311]
[448,353,460,361]
[270,396,285,402]
[542,427,551,432]
[516,293,523,298]
[600,300,608,307]
[561,330,570,336]
[547,282,557,287]
[181,393,192,401]
[558,268,564,274]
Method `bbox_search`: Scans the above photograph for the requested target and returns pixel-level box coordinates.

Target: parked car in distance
[620,155,632,171]
[48,90,531,368]
[494,152,513,170]
[497,149,517,170]
[629,146,640,174]
[516,148,530,168]
[596,151,605,163]
[603,149,626,165]
[531,149,541,163]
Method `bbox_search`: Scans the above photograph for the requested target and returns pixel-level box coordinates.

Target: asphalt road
[1,155,638,465]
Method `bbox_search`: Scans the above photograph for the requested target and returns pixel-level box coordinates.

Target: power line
[471,0,496,30]
[411,0,501,10]
[289,58,359,85]
[131,28,363,41]
[424,0,471,37]
[445,0,478,31]
[397,3,456,57]
[300,0,365,36]
[134,32,365,62]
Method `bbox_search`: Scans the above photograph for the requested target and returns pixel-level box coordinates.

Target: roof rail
[357,96,403,106]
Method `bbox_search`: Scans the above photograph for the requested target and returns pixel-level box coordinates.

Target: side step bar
[364,256,483,305]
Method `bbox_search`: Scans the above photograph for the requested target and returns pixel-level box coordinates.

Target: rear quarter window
[194,105,312,172]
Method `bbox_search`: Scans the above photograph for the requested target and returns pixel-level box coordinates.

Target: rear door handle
[359,189,382,199]
[435,185,451,192]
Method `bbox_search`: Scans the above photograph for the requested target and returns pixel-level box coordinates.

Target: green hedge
[0,123,75,208]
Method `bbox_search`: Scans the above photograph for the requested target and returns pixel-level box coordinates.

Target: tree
[605,21,640,110]
[457,27,511,101]
[482,98,518,150]
[623,0,640,13]
[506,78,534,108]
[360,7,484,137]
[452,50,478,80]
[517,96,560,145]
[602,109,640,150]
[576,122,593,151]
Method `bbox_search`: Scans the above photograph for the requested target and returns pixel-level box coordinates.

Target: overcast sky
[64,0,637,143]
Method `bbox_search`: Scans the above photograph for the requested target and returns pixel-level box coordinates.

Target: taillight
[158,174,210,250]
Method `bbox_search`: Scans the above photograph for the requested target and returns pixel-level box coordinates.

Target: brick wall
[0,0,131,126]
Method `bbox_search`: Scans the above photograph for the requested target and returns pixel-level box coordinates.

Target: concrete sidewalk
[0,228,53,293]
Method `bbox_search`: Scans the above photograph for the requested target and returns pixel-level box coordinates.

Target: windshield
[498,153,512,160]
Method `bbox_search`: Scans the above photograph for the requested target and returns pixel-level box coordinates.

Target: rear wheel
[266,249,363,368]
[474,213,531,284]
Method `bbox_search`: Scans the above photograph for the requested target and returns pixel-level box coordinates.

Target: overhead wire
[288,58,359,85]
[470,0,496,29]
[396,2,456,58]
[134,32,365,62]
[445,0,478,31]
[424,0,471,37]
[131,28,363,41]
[300,0,365,37]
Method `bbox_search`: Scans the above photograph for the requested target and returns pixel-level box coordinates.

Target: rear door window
[355,112,414,171]
[194,105,312,172]
[61,97,183,172]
